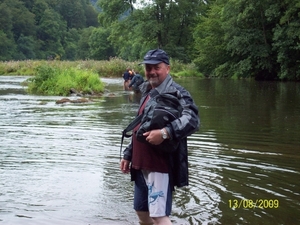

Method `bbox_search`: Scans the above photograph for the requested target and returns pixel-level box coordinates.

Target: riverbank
[0,58,203,96]
[0,58,203,78]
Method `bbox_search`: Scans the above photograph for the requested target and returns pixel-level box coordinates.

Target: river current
[0,76,299,225]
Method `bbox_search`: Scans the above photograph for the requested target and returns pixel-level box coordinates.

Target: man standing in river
[120,49,200,225]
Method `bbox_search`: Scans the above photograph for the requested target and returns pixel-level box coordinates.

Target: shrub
[26,65,104,96]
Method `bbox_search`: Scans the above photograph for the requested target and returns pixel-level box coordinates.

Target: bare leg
[124,80,130,90]
[136,211,153,225]
[152,216,172,225]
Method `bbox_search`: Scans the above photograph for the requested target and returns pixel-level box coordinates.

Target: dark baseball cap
[139,49,170,65]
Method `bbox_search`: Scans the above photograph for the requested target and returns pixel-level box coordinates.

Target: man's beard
[148,76,160,87]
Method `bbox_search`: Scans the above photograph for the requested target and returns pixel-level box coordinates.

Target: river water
[0,76,299,225]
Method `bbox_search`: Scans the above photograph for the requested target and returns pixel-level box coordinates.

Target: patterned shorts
[133,170,172,217]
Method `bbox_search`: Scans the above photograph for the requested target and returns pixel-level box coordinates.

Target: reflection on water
[0,76,299,225]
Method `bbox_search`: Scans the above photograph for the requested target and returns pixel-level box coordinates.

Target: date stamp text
[228,199,279,209]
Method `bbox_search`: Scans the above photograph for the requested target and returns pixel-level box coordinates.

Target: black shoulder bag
[120,91,183,155]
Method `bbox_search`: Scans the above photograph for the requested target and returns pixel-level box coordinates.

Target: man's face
[145,63,170,88]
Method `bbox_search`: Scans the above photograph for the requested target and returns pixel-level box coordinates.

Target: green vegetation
[0,59,200,78]
[1,58,201,96]
[0,0,299,80]
[0,59,135,77]
[193,0,300,80]
[26,65,104,96]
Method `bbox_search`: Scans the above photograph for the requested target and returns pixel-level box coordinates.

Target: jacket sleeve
[168,87,200,140]
[123,140,133,161]
[128,77,136,87]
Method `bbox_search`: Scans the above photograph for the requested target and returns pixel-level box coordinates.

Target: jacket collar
[140,74,172,96]
[156,74,172,94]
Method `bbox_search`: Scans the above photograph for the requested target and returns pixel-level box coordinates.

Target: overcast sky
[133,0,153,9]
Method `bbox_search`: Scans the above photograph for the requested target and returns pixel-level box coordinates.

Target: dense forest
[0,0,299,80]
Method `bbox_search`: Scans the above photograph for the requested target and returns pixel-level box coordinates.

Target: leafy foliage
[193,0,300,80]
[0,0,299,80]
[26,64,104,96]
[0,0,99,60]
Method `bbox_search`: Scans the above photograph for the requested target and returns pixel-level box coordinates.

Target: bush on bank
[26,65,104,96]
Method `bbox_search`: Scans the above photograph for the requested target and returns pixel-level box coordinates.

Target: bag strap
[120,114,143,159]
[122,114,143,138]
[119,89,160,159]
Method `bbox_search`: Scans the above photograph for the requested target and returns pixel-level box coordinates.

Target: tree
[37,8,66,59]
[193,0,300,80]
[272,0,300,80]
[98,0,134,25]
[16,34,36,59]
[99,0,203,61]
[31,0,49,25]
[61,28,80,60]
[0,30,16,60]
[193,0,231,77]
[0,0,101,61]
[0,2,13,35]
[4,0,36,40]
[76,27,94,59]
[222,0,277,79]
[88,27,115,60]
[57,0,86,29]
[138,0,203,61]
[85,4,99,27]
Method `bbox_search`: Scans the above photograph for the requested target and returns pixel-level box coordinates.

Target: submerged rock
[55,97,90,104]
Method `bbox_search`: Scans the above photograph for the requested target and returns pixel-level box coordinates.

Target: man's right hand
[120,159,130,174]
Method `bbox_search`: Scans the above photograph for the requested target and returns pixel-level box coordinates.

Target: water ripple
[1,76,300,225]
